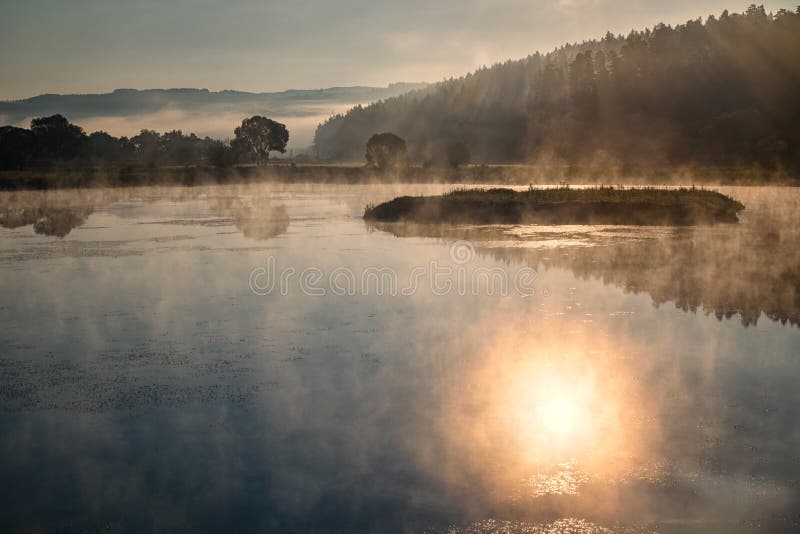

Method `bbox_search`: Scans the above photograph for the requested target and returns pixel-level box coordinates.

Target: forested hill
[313,6,800,171]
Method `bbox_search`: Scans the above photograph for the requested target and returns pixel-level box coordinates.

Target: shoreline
[1,164,798,191]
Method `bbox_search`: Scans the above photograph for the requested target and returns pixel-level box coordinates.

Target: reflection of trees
[368,219,800,327]
[0,192,94,237]
[0,186,291,241]
[212,197,289,240]
[506,234,800,327]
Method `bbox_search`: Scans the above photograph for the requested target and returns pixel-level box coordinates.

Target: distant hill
[313,6,800,172]
[0,83,426,149]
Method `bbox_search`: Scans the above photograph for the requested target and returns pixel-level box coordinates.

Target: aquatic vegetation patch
[364,186,744,226]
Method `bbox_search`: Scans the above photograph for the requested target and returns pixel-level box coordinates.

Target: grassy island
[363,187,745,226]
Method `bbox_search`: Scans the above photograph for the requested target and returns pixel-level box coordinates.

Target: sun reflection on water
[442,328,653,506]
[499,356,618,466]
[538,395,581,437]
[519,460,589,498]
[429,518,657,534]
[507,364,598,449]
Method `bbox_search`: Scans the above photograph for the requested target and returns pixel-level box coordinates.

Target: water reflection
[211,196,290,240]
[368,188,800,327]
[0,187,290,241]
[0,190,95,237]
[438,326,649,512]
[429,518,657,533]
[431,312,800,532]
[0,184,798,532]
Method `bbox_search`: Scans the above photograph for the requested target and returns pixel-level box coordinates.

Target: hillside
[0,84,426,123]
[314,6,800,172]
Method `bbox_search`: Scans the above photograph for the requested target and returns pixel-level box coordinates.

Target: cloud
[3,1,797,99]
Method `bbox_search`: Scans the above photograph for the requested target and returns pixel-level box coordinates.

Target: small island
[364,187,745,226]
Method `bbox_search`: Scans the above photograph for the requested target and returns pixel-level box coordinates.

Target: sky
[0,0,797,100]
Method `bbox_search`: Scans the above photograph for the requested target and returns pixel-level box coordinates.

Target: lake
[1,184,799,533]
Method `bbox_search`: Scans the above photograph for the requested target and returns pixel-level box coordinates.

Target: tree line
[314,6,800,172]
[0,115,289,170]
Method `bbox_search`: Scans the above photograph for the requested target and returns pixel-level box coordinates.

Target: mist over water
[1,183,799,532]
[2,2,799,532]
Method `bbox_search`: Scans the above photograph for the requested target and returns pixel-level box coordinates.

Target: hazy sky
[1,0,796,100]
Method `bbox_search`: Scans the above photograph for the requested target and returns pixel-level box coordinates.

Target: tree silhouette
[87,131,124,163]
[365,133,408,171]
[234,116,289,165]
[0,116,255,170]
[131,129,164,167]
[446,141,471,168]
[30,114,86,162]
[207,140,244,169]
[0,126,35,170]
[0,115,260,170]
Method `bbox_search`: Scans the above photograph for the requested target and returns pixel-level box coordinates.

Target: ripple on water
[0,348,271,413]
[517,461,590,499]
[427,518,656,534]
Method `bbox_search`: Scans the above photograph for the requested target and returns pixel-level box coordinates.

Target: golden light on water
[503,361,601,457]
[441,328,655,504]
[537,392,582,437]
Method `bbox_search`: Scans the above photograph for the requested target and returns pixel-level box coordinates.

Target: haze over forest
[316,6,800,169]
[0,84,424,150]
[1,3,799,174]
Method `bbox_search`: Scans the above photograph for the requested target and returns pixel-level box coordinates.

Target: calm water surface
[1,184,799,533]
